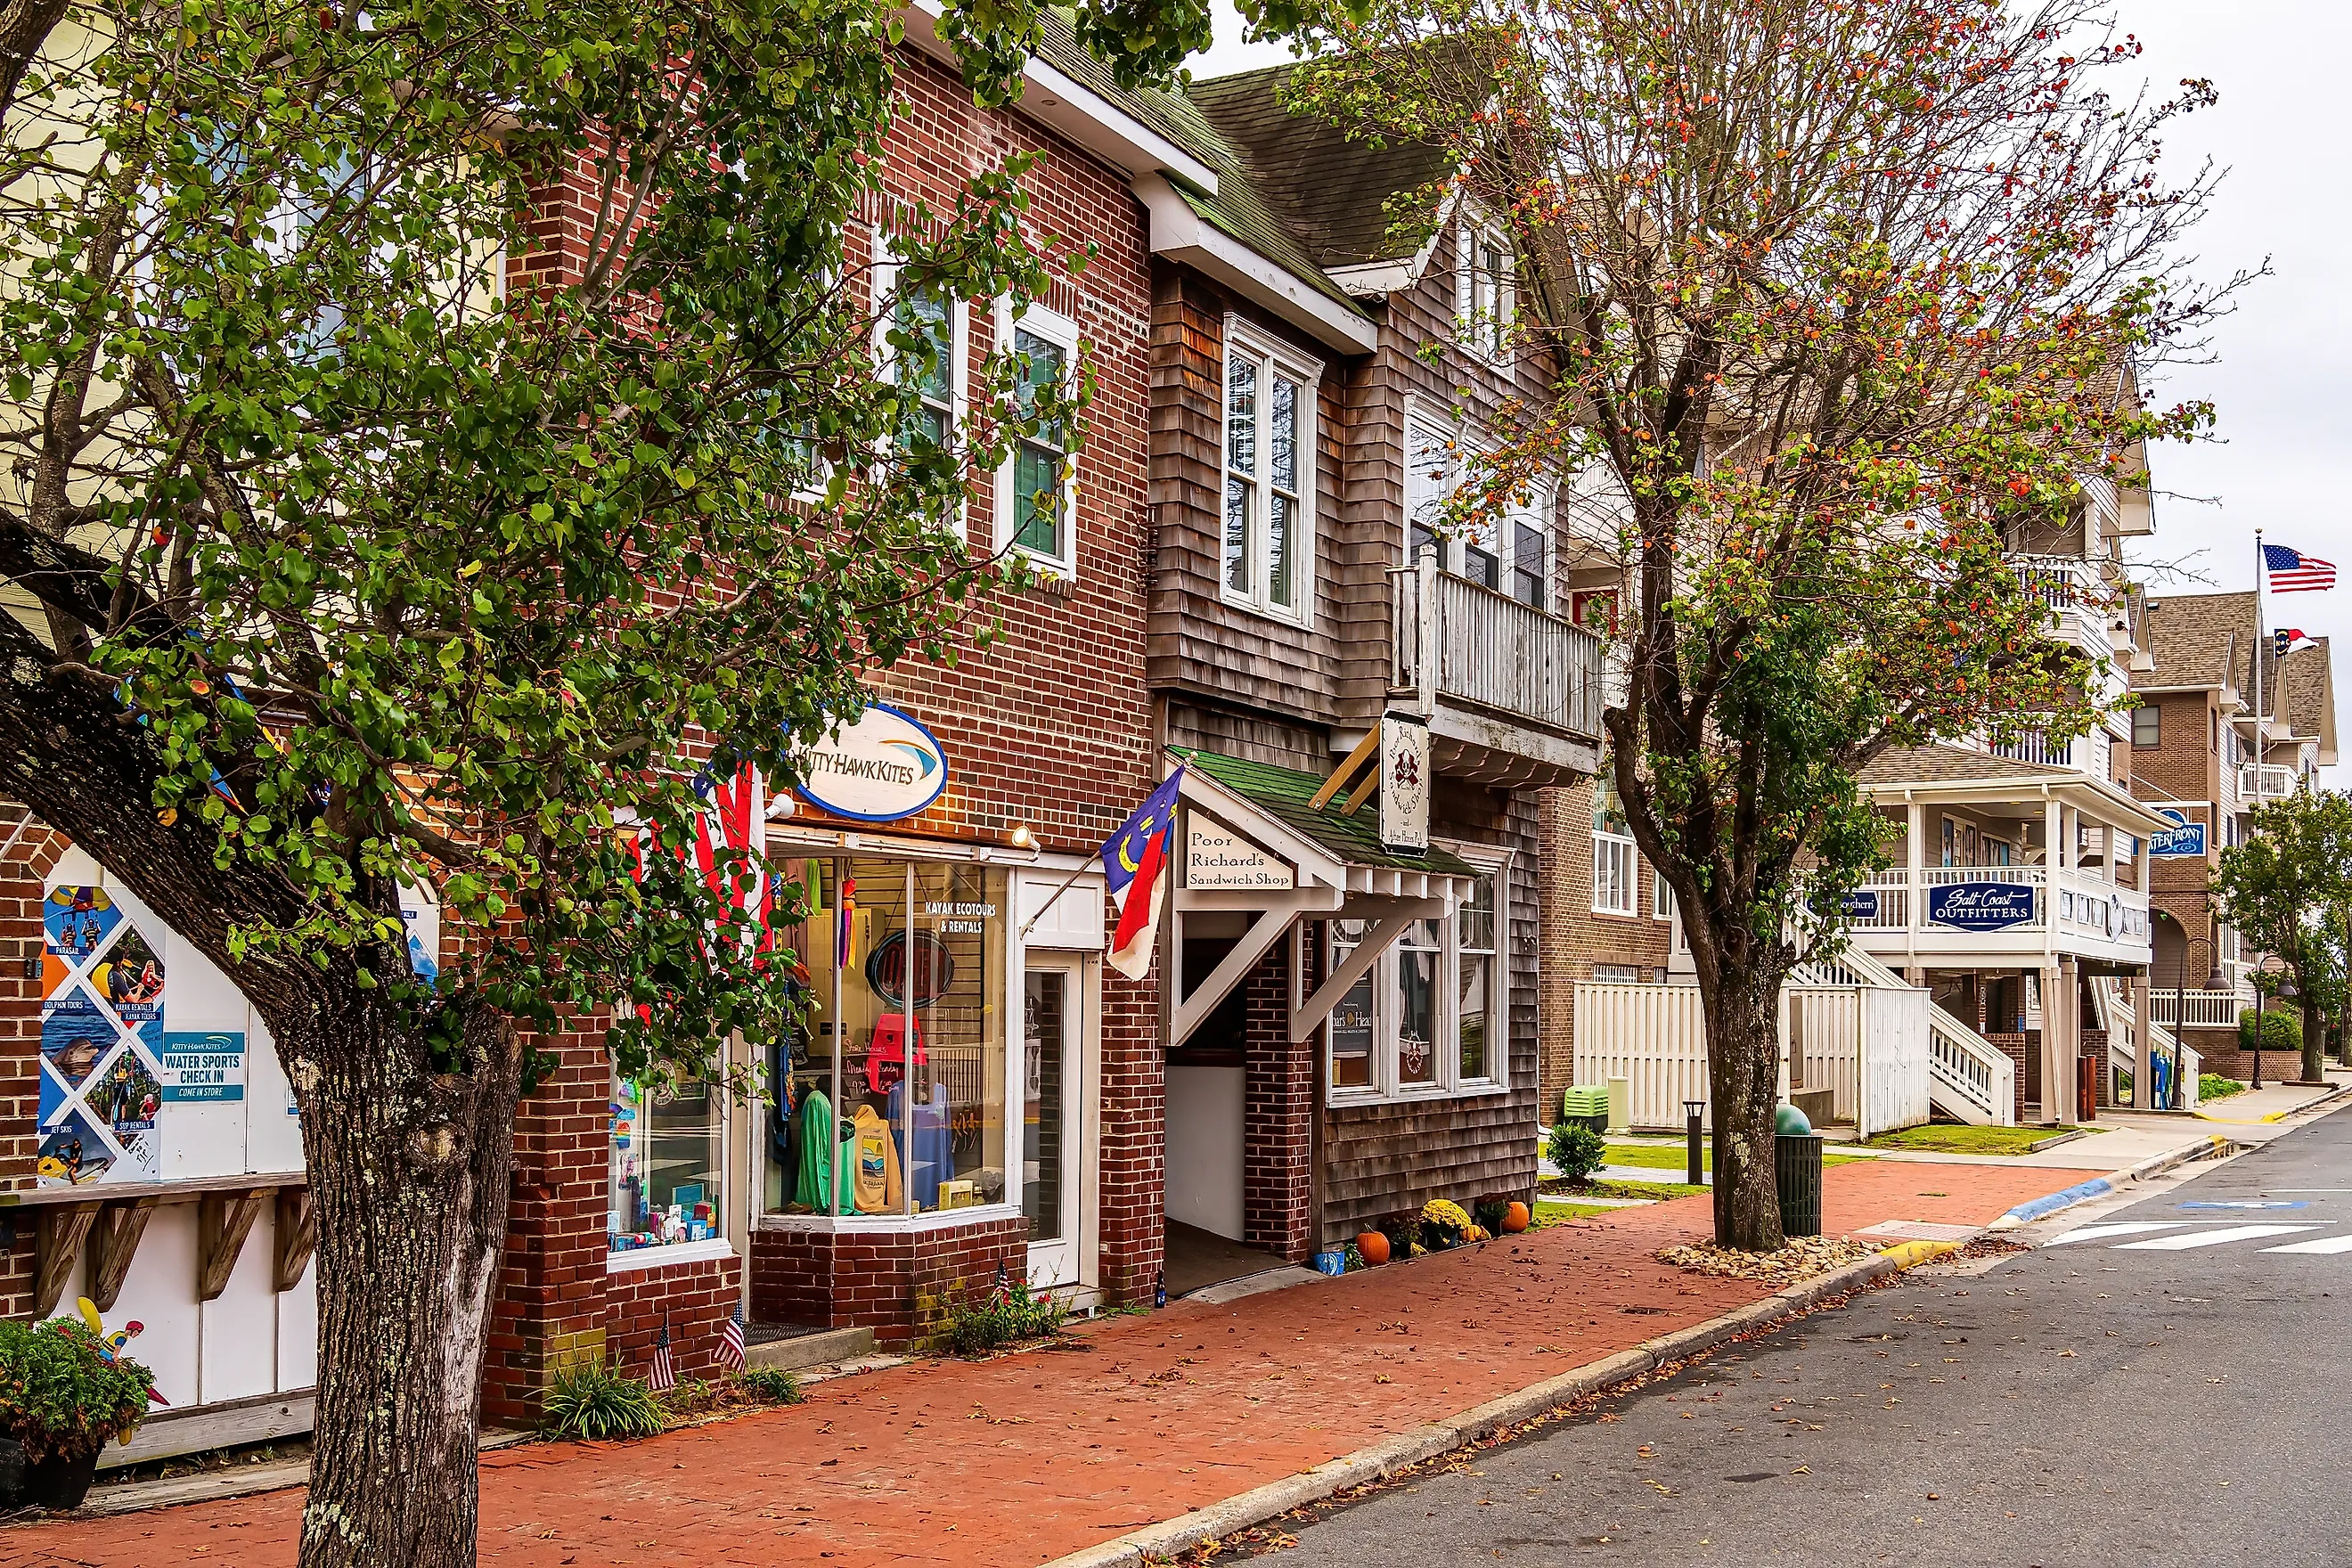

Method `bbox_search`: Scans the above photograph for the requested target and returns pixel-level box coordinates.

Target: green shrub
[939,1276,1066,1358]
[2240,1009,2301,1052]
[2200,1073,2249,1102]
[733,1366,804,1405]
[1472,1197,1509,1236]
[0,1317,157,1463]
[542,1358,664,1441]
[1547,1123,1607,1183]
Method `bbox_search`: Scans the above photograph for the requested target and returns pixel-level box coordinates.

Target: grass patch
[2200,1074,2248,1102]
[1584,1176,1708,1200]
[1604,1140,1865,1172]
[1862,1123,2102,1156]
[1531,1199,1619,1222]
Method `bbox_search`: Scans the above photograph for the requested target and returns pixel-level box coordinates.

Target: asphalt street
[1238,1107,2352,1566]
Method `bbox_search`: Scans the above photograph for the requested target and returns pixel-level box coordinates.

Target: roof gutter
[897,4,1221,194]
[1133,174,1380,354]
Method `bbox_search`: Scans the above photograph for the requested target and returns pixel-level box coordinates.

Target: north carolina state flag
[1100,770,1182,981]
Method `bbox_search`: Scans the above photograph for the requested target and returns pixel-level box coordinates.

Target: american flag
[717,1304,747,1373]
[2264,543,2337,593]
[648,1319,676,1393]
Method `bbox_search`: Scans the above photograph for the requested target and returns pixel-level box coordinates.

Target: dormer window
[1457,220,1515,360]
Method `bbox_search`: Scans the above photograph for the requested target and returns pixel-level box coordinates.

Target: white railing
[2055,870,2151,943]
[1391,555,1605,739]
[2239,764,2299,803]
[2150,989,2249,1030]
[2089,977,2203,1110]
[1927,1005,2015,1125]
[1825,868,2152,955]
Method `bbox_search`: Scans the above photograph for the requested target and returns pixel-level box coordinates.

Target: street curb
[1040,1254,1899,1568]
[2117,1134,2234,1185]
[1989,1176,2113,1229]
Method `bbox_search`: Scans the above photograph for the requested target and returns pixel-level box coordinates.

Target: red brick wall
[1240,943,1313,1262]
[0,818,68,1319]
[748,1213,1025,1347]
[1537,779,1674,1120]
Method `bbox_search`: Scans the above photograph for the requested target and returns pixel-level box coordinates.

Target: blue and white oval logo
[791,704,948,823]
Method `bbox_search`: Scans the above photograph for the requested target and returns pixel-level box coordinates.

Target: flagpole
[2253,529,2266,781]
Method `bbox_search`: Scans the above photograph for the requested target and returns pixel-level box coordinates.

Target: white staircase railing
[1926,1005,2015,1125]
[1795,944,2014,1126]
[2089,976,2200,1110]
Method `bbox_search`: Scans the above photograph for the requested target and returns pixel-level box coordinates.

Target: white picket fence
[1573,981,1931,1136]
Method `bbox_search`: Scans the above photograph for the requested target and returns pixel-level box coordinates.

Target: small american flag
[648,1319,675,1393]
[2264,543,2337,593]
[717,1304,747,1373]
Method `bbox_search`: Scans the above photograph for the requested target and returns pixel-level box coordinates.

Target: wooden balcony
[1389,555,1605,786]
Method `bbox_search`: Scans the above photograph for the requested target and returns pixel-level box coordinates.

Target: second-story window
[996,299,1081,576]
[1592,782,1637,916]
[1221,324,1316,622]
[2132,705,2160,748]
[894,284,957,450]
[1457,220,1515,360]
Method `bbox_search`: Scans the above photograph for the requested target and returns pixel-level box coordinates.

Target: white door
[1024,962,1082,1288]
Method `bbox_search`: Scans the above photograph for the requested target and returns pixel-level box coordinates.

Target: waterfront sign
[2150,808,2208,859]
[1925,880,2038,933]
[790,704,949,822]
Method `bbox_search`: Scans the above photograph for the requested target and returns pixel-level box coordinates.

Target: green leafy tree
[1286,0,2225,1248]
[0,1,1304,1562]
[2216,791,2352,1085]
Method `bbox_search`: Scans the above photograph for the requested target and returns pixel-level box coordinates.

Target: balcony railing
[1390,557,1605,739]
[1823,866,2151,951]
[2150,988,2254,1030]
[2240,763,2299,803]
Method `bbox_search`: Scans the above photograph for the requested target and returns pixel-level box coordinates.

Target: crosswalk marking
[2113,1224,2320,1251]
[2257,1234,2352,1255]
[2046,1222,2190,1245]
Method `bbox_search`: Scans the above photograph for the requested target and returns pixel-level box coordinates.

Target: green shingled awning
[1170,746,1477,880]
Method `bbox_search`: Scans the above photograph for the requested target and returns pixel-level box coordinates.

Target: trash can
[1776,1133,1824,1237]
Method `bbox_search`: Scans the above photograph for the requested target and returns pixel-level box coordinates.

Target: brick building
[2125,590,2338,1082]
[0,27,1196,1459]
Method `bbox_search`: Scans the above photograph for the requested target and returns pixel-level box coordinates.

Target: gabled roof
[1171,746,1478,878]
[2133,591,2250,693]
[1186,63,1455,271]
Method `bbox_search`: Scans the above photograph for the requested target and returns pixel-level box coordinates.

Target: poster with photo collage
[38,885,167,1187]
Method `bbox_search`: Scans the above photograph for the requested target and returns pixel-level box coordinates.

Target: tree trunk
[1698,953,1785,1252]
[294,1000,520,1568]
[2299,993,2326,1086]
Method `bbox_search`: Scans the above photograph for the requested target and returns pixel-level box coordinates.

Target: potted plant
[0,1315,158,1509]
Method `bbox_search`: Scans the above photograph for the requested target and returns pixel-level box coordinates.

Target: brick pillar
[1241,940,1312,1262]
[1095,962,1163,1305]
[0,814,67,1318]
[483,1015,611,1427]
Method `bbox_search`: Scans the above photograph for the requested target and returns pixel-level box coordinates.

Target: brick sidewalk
[2,1161,2094,1568]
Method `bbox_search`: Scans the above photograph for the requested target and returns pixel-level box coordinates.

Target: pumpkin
[1356,1230,1391,1266]
[1501,1201,1531,1234]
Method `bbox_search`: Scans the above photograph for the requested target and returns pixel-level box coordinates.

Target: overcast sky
[1188,1,2348,776]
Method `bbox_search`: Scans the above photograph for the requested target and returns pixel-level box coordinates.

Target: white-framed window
[610,1066,726,1257]
[1651,865,1674,925]
[1326,849,1513,1103]
[1405,403,1550,607]
[1221,321,1319,624]
[876,251,970,535]
[2131,704,2160,748]
[1455,217,1515,361]
[1593,783,1637,917]
[994,297,1080,576]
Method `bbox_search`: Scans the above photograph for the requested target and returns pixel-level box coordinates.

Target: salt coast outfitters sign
[790,704,950,823]
[1925,879,2038,933]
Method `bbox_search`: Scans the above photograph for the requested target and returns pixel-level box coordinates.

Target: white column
[1907,800,1925,961]
[2133,974,2154,1112]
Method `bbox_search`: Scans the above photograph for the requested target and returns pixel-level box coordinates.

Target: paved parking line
[2046,1222,2191,1245]
[2114,1224,2319,1251]
[2258,1234,2352,1254]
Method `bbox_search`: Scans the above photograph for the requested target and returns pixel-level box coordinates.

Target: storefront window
[762,855,1007,1219]
[1394,918,1440,1088]
[609,1074,724,1254]
[1457,873,1496,1082]
[1328,919,1374,1090]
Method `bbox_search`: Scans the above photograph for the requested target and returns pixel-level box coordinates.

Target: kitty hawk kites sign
[789,704,950,823]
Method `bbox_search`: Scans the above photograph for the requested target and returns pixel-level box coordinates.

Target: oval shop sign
[791,704,949,822]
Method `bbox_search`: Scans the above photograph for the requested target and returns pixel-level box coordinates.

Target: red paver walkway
[4,1160,2095,1568]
